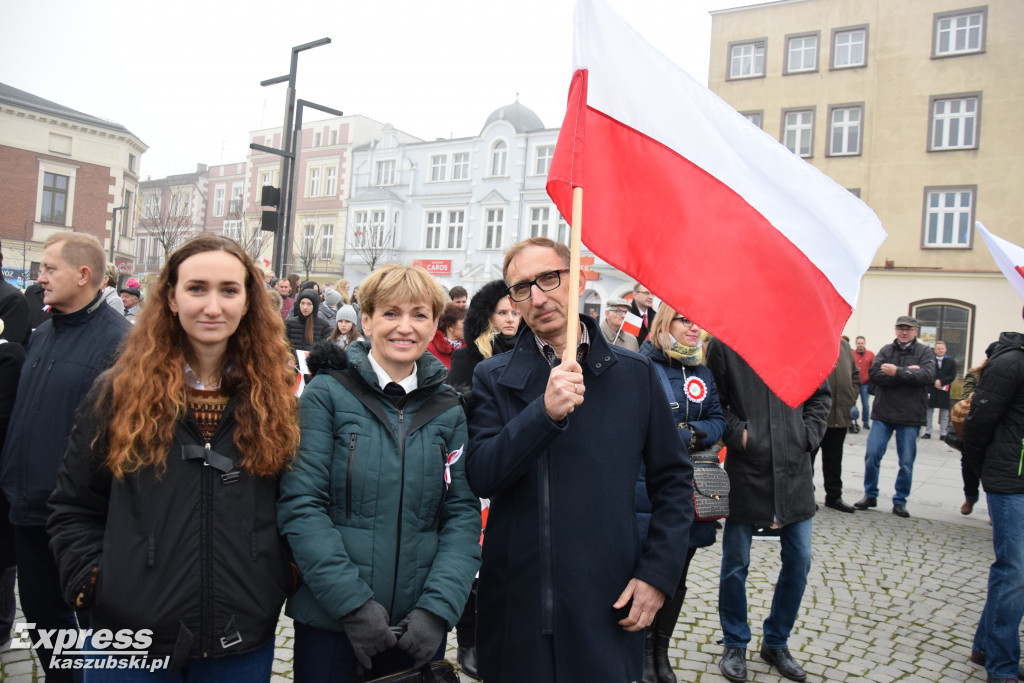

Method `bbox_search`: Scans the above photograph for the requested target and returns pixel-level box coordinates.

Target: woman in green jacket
[278,264,480,682]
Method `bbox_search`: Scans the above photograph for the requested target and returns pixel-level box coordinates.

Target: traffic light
[260,186,281,233]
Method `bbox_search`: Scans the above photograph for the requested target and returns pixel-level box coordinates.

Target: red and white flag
[546,0,886,407]
[976,222,1024,303]
[620,311,642,338]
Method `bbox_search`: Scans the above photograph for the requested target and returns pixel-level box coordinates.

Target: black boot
[639,626,658,683]
[0,565,14,647]
[651,585,686,683]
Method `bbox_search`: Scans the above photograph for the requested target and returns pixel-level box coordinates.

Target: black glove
[340,599,397,669]
[396,608,446,669]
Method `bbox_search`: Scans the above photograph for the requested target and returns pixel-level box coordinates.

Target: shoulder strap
[651,361,683,424]
[407,388,462,435]
[325,369,394,436]
[326,369,462,437]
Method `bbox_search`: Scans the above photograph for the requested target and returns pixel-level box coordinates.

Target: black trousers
[14,525,79,683]
[961,454,981,501]
[811,427,848,502]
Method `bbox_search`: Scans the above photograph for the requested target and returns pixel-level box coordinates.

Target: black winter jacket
[47,379,293,666]
[285,290,332,353]
[963,332,1024,494]
[1,292,129,525]
[869,338,935,426]
[707,340,830,527]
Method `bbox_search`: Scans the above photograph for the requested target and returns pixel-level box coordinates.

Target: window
[828,104,863,156]
[229,186,243,214]
[309,167,321,197]
[934,8,986,57]
[222,220,241,241]
[369,211,387,248]
[728,39,766,79]
[484,208,504,249]
[923,187,975,248]
[375,160,396,186]
[782,108,815,157]
[122,190,133,235]
[785,33,818,74]
[321,224,334,259]
[325,167,337,197]
[741,111,763,129]
[446,210,465,249]
[41,172,69,223]
[352,211,368,247]
[832,27,867,69]
[430,154,447,182]
[452,152,469,180]
[314,132,322,147]
[535,145,555,175]
[330,130,338,146]
[425,211,443,249]
[930,94,980,150]
[529,205,569,244]
[214,187,225,217]
[143,194,160,219]
[912,300,973,378]
[128,154,137,172]
[260,170,277,189]
[303,224,316,256]
[490,141,507,176]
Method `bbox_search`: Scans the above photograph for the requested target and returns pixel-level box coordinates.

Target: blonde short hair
[358,264,446,320]
[44,232,105,288]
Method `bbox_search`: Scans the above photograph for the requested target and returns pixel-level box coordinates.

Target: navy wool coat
[467,315,693,683]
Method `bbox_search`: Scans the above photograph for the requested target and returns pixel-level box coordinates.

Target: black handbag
[363,661,459,683]
[652,362,730,521]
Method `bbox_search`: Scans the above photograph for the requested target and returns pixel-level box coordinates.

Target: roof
[481,100,544,134]
[0,81,136,137]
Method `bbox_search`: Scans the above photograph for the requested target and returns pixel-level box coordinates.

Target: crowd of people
[0,232,1020,683]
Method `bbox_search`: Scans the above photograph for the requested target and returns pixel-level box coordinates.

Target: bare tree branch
[347,218,394,273]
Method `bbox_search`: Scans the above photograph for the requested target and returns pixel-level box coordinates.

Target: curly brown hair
[98,234,299,479]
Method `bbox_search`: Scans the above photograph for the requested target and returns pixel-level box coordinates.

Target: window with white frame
[143,194,160,219]
[222,220,241,241]
[832,27,867,68]
[314,132,322,147]
[828,105,862,156]
[446,210,465,249]
[535,145,555,175]
[742,111,763,129]
[352,211,368,247]
[785,33,818,74]
[484,208,504,249]
[321,224,334,258]
[430,154,447,182]
[330,130,338,146]
[930,95,980,150]
[367,211,388,248]
[529,205,569,244]
[229,186,243,214]
[452,152,470,180]
[40,171,68,224]
[425,211,443,249]
[260,170,277,189]
[182,192,193,217]
[214,187,225,217]
[376,160,396,186]
[782,108,815,157]
[136,235,148,262]
[303,224,316,256]
[924,187,974,247]
[934,8,986,57]
[729,40,766,79]
[308,168,321,197]
[490,141,508,176]
[325,167,337,197]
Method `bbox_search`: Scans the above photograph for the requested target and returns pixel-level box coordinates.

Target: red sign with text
[413,259,451,276]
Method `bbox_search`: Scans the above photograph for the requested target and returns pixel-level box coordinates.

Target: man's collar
[533,321,590,367]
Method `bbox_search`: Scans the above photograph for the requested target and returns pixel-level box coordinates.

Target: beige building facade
[709,0,1023,376]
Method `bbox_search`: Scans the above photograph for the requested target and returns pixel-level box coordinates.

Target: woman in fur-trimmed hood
[447,279,523,387]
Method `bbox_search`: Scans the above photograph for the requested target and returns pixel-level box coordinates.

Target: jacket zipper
[200,442,213,655]
[346,434,357,519]
[389,408,406,620]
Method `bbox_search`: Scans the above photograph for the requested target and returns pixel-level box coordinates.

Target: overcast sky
[1,0,766,180]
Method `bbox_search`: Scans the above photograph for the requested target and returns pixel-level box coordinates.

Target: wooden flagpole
[565,186,583,353]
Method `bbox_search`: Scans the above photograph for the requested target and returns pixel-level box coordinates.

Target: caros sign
[412,259,451,277]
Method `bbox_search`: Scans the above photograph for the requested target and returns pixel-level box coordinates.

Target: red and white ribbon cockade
[444,445,465,490]
[684,377,707,404]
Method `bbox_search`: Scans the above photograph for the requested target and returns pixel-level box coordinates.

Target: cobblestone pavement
[1,429,1014,681]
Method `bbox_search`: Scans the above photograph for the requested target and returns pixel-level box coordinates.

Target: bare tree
[226,211,273,265]
[138,187,199,271]
[294,221,330,281]
[347,219,394,273]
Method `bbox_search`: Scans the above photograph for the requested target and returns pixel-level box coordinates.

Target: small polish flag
[620,311,642,338]
[977,222,1024,303]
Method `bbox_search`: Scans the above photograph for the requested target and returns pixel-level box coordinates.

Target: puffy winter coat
[277,341,480,631]
[707,340,830,527]
[47,380,292,666]
[285,289,332,353]
[869,338,935,426]
[964,332,1024,494]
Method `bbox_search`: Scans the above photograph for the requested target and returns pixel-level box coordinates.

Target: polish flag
[976,222,1024,303]
[547,0,887,407]
[620,311,642,338]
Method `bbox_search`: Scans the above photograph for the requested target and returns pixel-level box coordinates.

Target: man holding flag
[599,297,639,351]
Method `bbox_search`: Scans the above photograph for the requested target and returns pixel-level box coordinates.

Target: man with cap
[600,298,639,352]
[119,278,142,324]
[855,315,936,518]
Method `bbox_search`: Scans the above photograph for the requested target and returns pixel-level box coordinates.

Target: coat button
[595,363,602,368]
[605,356,611,361]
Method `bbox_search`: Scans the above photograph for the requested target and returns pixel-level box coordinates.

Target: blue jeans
[859,385,871,427]
[863,421,919,505]
[83,638,274,682]
[719,518,812,649]
[972,493,1024,680]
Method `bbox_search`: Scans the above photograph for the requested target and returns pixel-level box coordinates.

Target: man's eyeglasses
[506,269,570,302]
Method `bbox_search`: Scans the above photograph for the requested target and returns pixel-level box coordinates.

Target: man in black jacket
[854,316,935,518]
[963,328,1024,683]
[0,232,129,681]
[924,340,957,439]
[708,341,830,683]
[0,241,30,345]
[628,282,657,343]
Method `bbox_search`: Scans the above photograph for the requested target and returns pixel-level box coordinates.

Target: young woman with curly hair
[48,234,300,681]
